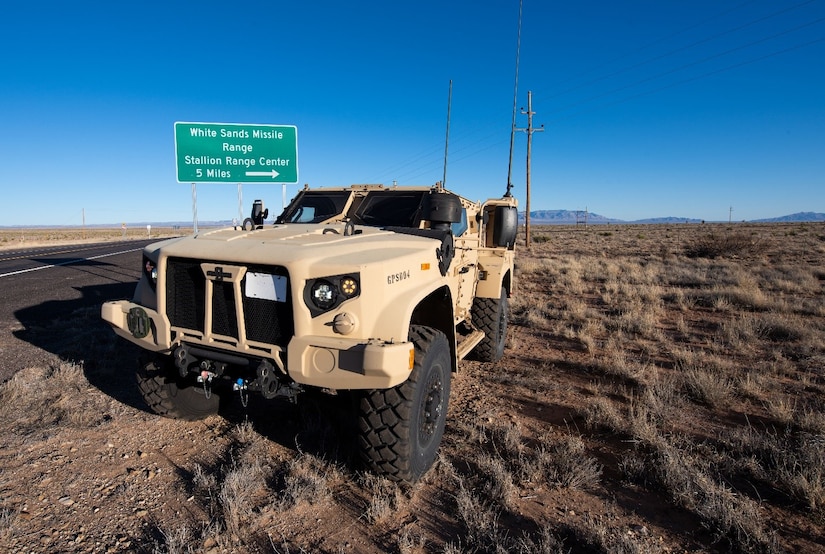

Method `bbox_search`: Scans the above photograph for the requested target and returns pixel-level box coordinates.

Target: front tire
[357,325,451,483]
[136,356,221,421]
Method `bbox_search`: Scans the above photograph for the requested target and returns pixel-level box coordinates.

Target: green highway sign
[174,122,298,183]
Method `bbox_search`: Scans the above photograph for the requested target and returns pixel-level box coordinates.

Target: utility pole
[729,206,733,224]
[516,91,544,248]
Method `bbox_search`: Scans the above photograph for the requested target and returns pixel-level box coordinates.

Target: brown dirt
[1,222,824,553]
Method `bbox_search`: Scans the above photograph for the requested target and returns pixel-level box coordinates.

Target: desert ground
[0,222,823,553]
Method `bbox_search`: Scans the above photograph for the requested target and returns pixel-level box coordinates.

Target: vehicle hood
[153,223,439,267]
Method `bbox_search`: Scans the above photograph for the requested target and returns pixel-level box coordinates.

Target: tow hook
[233,378,249,407]
[249,360,280,399]
[246,360,303,403]
[197,368,216,399]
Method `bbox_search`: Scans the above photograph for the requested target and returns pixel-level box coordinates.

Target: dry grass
[0,226,184,250]
[1,221,824,553]
[514,222,825,550]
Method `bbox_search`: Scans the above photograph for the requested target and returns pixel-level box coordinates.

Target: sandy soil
[1,222,823,553]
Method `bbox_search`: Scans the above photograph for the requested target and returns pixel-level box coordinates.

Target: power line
[542,35,825,125]
[536,0,819,105]
[361,3,825,186]
[543,15,825,119]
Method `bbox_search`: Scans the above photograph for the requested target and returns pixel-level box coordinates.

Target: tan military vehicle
[102,183,518,483]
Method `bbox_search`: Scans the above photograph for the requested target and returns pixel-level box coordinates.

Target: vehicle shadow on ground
[13,280,150,410]
[221,388,359,468]
[13,279,359,467]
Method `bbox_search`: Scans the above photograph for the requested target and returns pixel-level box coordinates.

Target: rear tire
[471,286,508,362]
[136,356,221,421]
[357,325,451,483]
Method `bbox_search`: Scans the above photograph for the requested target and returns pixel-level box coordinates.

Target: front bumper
[287,336,414,389]
[101,300,414,389]
[101,300,171,352]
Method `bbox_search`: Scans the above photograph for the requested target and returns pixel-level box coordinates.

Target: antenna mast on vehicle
[442,79,453,189]
[505,0,523,198]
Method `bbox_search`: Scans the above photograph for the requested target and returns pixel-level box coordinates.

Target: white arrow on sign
[245,170,280,178]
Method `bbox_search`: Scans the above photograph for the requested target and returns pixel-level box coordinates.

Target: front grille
[165,258,293,347]
[166,259,205,332]
[212,281,238,337]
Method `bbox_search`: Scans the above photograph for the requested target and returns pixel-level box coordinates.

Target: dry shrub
[0,508,18,542]
[626,376,685,444]
[274,452,335,510]
[666,260,710,288]
[510,298,552,329]
[219,456,269,539]
[476,452,518,509]
[758,265,821,295]
[722,425,825,515]
[452,482,503,552]
[685,231,766,259]
[671,350,733,408]
[753,313,808,343]
[471,419,523,460]
[647,441,776,552]
[738,371,769,401]
[188,452,270,548]
[153,524,194,554]
[797,407,825,435]
[449,477,567,553]
[362,473,405,525]
[682,366,733,408]
[397,526,428,554]
[580,397,626,433]
[0,361,113,432]
[558,260,585,292]
[514,526,568,554]
[763,395,797,426]
[576,320,600,353]
[779,438,825,514]
[598,338,654,383]
[535,435,602,491]
[566,511,659,554]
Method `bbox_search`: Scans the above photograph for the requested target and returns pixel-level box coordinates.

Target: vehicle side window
[290,206,316,223]
[279,192,351,223]
[451,208,468,237]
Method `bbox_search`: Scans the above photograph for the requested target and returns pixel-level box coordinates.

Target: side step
[455,329,485,360]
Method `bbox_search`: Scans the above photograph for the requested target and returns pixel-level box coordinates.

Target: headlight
[304,273,360,316]
[311,280,337,310]
[143,255,158,289]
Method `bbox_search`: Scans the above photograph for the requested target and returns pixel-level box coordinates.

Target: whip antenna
[442,79,453,188]
[505,0,523,197]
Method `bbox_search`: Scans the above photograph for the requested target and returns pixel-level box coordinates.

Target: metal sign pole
[238,183,243,223]
[192,183,199,234]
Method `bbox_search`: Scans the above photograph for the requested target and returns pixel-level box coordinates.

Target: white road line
[0,247,144,278]
[0,240,149,263]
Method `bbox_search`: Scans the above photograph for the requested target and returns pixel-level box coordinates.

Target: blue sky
[1,0,823,226]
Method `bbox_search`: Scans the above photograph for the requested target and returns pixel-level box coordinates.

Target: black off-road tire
[471,286,508,362]
[357,325,451,484]
[136,356,221,421]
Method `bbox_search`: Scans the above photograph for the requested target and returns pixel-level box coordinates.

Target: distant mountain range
[2,212,823,230]
[522,210,825,225]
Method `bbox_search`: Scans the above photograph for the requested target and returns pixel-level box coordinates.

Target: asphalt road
[0,239,159,381]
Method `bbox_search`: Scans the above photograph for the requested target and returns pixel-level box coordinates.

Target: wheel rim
[419,371,444,447]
